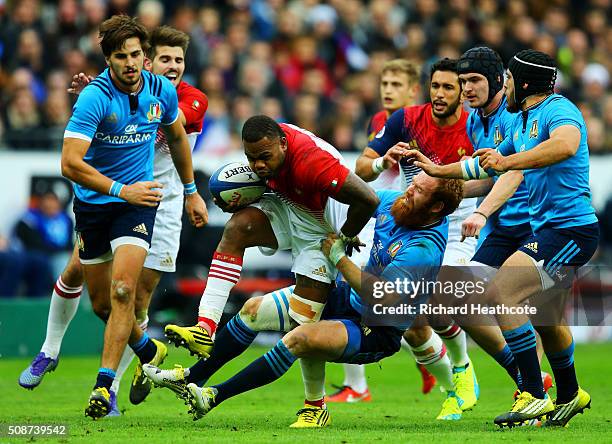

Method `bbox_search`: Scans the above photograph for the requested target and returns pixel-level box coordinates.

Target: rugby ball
[209,162,266,207]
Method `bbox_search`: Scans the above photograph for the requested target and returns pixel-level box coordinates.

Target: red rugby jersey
[177,81,208,135]
[367,103,473,186]
[156,81,208,153]
[366,109,401,190]
[265,123,350,214]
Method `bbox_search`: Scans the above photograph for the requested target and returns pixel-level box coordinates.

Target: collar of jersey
[523,93,555,113]
[402,217,445,231]
[479,95,506,119]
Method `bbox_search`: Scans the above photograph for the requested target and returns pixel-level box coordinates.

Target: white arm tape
[461,157,497,180]
[372,157,385,174]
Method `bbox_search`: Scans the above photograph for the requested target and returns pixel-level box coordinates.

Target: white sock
[111,347,135,394]
[432,324,469,368]
[408,331,453,391]
[111,316,148,394]
[198,252,243,326]
[343,363,368,393]
[300,358,326,402]
[40,277,82,359]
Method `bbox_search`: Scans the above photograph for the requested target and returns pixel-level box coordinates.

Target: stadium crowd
[0,0,610,155]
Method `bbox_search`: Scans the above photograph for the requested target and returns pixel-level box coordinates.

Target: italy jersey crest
[147,102,162,122]
[387,240,403,258]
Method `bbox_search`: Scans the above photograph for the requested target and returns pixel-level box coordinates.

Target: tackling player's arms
[479,125,581,172]
[463,178,493,198]
[404,149,463,179]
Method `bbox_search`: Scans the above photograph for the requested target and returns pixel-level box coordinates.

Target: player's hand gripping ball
[209,162,266,212]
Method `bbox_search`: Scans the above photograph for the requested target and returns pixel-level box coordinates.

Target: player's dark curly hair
[242,115,285,143]
[148,26,190,59]
[430,58,459,81]
[99,15,149,58]
[432,178,464,217]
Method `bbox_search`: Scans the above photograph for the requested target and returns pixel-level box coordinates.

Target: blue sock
[95,367,116,390]
[502,321,544,398]
[493,344,523,389]
[546,340,578,404]
[188,314,257,385]
[212,340,297,405]
[129,332,156,364]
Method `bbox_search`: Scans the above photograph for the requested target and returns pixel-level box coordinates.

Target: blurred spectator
[2,192,73,297]
[586,117,606,155]
[328,118,360,152]
[193,95,232,157]
[292,93,320,133]
[10,28,46,79]
[582,63,609,105]
[41,89,71,150]
[0,233,54,298]
[138,0,165,31]
[13,191,73,259]
[3,88,42,149]
[0,0,608,158]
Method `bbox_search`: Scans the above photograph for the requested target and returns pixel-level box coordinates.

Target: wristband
[372,157,385,174]
[460,157,497,180]
[109,181,125,198]
[473,211,488,221]
[328,238,347,266]
[183,181,197,195]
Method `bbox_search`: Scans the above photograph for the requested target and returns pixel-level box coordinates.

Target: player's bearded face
[244,136,287,179]
[504,71,520,113]
[391,175,438,227]
[107,37,144,91]
[151,45,185,87]
[430,71,462,118]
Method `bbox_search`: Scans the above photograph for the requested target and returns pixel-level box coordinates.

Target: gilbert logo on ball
[209,162,266,207]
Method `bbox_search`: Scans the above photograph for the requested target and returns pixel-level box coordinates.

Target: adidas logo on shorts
[312,265,327,278]
[132,223,149,236]
[160,254,174,267]
[524,242,538,253]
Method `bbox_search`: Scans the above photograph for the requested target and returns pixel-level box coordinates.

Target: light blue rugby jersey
[64,68,179,205]
[467,96,530,227]
[349,190,449,315]
[497,94,597,232]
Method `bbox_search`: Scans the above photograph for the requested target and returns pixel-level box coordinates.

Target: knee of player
[223,213,257,243]
[61,259,83,287]
[111,279,135,303]
[240,296,263,320]
[283,328,312,357]
[403,325,430,346]
[485,285,506,306]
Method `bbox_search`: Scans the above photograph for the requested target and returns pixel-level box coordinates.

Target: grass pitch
[2,342,611,443]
